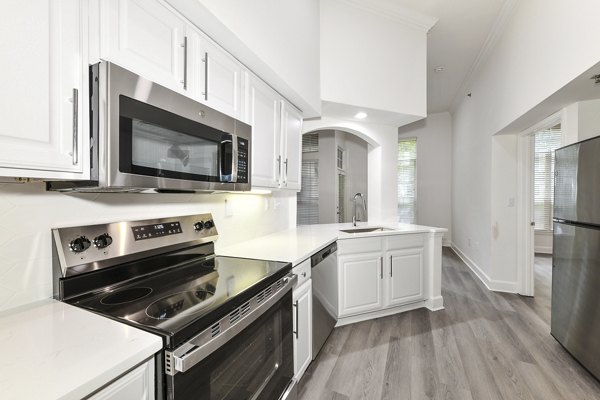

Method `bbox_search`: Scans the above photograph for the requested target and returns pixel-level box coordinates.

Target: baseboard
[450,243,518,293]
[534,246,552,254]
[442,238,452,247]
[425,296,444,311]
[335,300,428,327]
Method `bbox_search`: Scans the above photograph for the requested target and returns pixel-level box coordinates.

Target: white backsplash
[0,182,296,311]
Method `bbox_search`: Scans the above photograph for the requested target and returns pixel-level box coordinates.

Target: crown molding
[337,0,438,33]
[449,0,519,113]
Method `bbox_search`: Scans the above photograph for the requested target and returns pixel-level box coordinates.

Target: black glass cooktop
[68,255,291,347]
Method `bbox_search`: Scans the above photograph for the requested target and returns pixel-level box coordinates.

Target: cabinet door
[101,0,186,93]
[338,252,383,317]
[0,0,88,179]
[293,280,312,380]
[387,248,424,307]
[246,73,281,188]
[199,39,243,118]
[89,358,155,400]
[281,101,303,191]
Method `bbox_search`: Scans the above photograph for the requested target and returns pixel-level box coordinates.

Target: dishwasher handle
[311,242,337,268]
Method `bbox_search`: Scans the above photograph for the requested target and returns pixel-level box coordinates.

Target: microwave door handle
[219,137,232,182]
[231,135,238,182]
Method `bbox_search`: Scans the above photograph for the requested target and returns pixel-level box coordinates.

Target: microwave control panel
[237,138,248,183]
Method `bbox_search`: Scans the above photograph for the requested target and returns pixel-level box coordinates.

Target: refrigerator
[552,135,600,380]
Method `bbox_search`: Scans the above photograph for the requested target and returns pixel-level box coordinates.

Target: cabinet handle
[380,257,383,279]
[284,158,288,185]
[181,36,188,90]
[72,88,78,165]
[202,52,209,101]
[390,256,393,277]
[293,300,299,339]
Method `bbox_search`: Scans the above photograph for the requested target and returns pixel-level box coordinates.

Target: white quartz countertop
[0,299,162,400]
[218,222,446,266]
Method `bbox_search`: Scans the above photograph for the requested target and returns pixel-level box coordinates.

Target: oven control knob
[93,233,113,249]
[69,236,91,253]
[204,220,214,229]
[194,221,205,232]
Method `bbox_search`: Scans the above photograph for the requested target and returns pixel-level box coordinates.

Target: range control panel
[132,222,182,241]
[53,214,218,276]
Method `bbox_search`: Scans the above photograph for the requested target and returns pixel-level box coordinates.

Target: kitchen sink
[339,227,394,234]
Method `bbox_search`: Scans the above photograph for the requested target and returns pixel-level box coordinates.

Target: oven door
[165,275,297,400]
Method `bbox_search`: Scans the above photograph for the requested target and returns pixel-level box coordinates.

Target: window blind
[534,125,562,231]
[297,133,319,225]
[398,137,417,224]
[338,173,345,223]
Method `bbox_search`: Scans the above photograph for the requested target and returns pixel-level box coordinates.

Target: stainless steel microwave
[48,62,251,193]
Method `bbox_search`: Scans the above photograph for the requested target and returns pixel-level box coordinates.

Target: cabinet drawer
[338,237,382,255]
[292,258,311,287]
[385,234,425,251]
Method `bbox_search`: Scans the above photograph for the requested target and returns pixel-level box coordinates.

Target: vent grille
[229,309,241,324]
[240,301,250,317]
[211,322,221,338]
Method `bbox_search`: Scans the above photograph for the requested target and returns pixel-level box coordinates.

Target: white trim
[450,0,519,113]
[516,133,535,296]
[451,243,518,293]
[534,246,552,255]
[520,110,562,136]
[335,300,429,327]
[425,296,444,311]
[337,0,438,33]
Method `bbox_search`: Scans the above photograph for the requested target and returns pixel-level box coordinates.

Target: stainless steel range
[52,214,297,400]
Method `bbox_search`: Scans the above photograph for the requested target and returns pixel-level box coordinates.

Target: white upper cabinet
[0,0,89,179]
[245,73,281,188]
[199,39,242,119]
[280,101,302,191]
[101,0,186,94]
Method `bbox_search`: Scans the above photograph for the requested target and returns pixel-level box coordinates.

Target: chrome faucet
[353,193,367,226]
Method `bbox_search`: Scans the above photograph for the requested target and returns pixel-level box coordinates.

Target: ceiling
[371,0,512,114]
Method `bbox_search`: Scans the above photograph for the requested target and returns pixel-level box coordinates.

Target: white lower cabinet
[337,236,425,318]
[89,358,155,400]
[292,279,312,380]
[388,247,424,306]
[338,252,383,317]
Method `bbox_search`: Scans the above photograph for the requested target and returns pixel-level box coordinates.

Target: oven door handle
[166,273,297,375]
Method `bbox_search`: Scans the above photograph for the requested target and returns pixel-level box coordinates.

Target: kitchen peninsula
[218,222,446,326]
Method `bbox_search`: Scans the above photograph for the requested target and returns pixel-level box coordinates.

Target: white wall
[0,184,295,311]
[398,113,452,245]
[320,0,426,118]
[167,0,321,117]
[452,0,600,291]
[562,99,600,144]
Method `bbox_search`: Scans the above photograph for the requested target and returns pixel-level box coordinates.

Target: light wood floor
[298,248,600,400]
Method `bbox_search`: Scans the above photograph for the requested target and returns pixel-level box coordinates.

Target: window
[398,137,417,224]
[297,134,319,225]
[337,147,344,170]
[534,124,562,231]
[337,173,345,223]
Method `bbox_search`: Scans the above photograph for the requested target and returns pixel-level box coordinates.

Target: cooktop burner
[100,287,153,305]
[146,287,216,320]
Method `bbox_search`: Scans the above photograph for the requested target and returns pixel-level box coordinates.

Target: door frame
[516,111,561,296]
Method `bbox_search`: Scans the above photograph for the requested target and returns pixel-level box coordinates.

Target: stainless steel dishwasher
[311,241,338,359]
